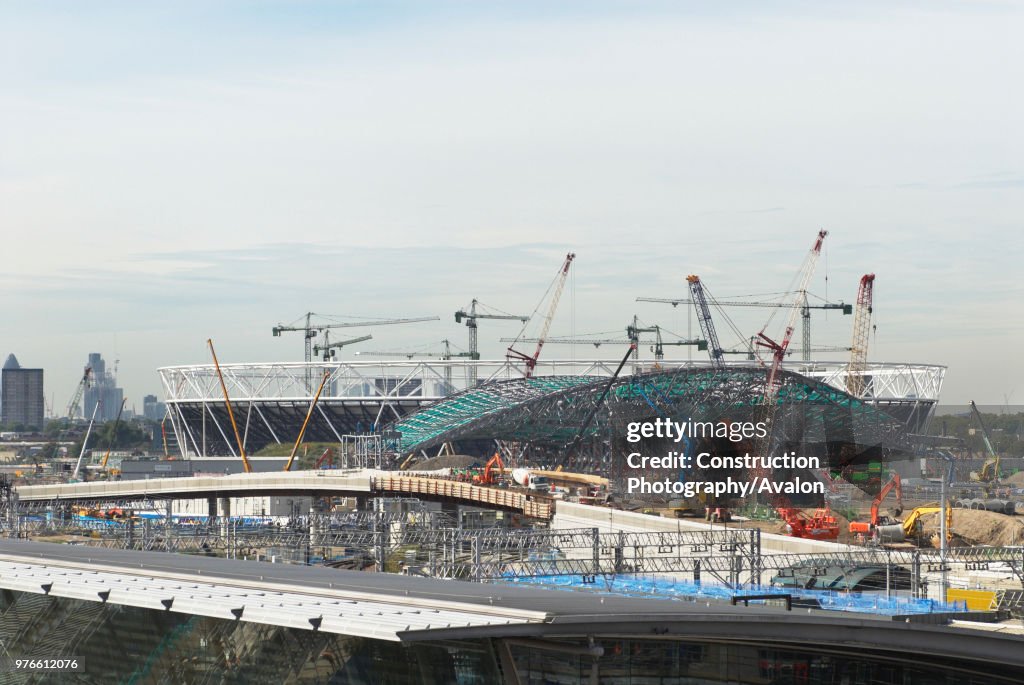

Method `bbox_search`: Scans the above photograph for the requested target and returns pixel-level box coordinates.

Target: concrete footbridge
[13,470,554,519]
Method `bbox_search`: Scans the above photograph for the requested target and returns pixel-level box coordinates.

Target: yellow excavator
[969,400,1001,485]
[901,502,952,543]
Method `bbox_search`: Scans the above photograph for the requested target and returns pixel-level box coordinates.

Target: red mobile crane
[777,505,840,541]
[756,230,828,399]
[845,274,876,398]
[506,253,575,378]
[849,473,903,536]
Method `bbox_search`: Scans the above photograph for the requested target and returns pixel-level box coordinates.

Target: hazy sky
[2,0,1022,412]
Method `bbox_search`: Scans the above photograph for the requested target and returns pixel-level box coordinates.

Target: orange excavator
[849,473,903,538]
[472,452,505,486]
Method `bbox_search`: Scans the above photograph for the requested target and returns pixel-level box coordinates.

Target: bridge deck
[14,470,554,519]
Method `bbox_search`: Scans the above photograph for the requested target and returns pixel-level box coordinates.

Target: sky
[1,0,1022,413]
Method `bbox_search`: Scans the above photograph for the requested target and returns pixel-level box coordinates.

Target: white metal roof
[0,558,542,641]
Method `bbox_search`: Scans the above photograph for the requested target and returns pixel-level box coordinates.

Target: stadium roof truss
[391,366,917,460]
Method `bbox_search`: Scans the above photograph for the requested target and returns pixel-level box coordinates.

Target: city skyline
[2,1,1021,407]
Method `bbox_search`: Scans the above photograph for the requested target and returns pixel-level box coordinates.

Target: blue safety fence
[502,573,968,616]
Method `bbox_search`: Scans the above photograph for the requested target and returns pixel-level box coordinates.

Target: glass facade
[0,590,1019,684]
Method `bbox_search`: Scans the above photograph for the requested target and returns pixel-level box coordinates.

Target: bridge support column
[207,497,217,521]
[219,497,231,551]
[309,500,328,563]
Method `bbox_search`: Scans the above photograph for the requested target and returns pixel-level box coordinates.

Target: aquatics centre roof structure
[391,365,921,480]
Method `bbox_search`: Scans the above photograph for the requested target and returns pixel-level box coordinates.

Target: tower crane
[356,340,473,393]
[272,313,440,363]
[506,252,575,378]
[626,316,669,361]
[355,339,472,360]
[65,366,93,420]
[845,274,875,398]
[313,332,373,361]
[454,300,529,360]
[686,275,725,370]
[503,326,703,362]
[637,296,849,361]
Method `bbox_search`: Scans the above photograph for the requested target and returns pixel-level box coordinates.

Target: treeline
[929,412,1024,458]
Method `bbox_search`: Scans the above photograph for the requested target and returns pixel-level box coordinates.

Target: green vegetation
[254,441,341,470]
[928,411,1024,458]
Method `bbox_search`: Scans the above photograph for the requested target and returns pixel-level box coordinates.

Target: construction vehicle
[849,473,903,541]
[511,468,550,492]
[777,506,840,541]
[969,400,1001,484]
[901,502,953,542]
[472,453,505,486]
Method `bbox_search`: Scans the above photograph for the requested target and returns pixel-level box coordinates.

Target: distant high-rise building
[83,352,124,422]
[1,354,45,430]
[143,394,166,421]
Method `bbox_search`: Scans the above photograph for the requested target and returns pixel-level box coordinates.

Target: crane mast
[845,273,875,397]
[686,275,725,370]
[627,316,663,361]
[507,253,575,378]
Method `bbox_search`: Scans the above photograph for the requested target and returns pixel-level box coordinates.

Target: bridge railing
[372,475,553,519]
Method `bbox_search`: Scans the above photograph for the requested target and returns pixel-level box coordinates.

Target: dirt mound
[1001,471,1024,486]
[409,454,482,471]
[920,508,1024,547]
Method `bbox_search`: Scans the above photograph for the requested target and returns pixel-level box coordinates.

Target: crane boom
[207,339,252,473]
[638,297,849,311]
[845,274,875,397]
[66,366,93,420]
[503,336,703,349]
[313,333,373,361]
[99,398,127,469]
[507,253,575,378]
[970,400,1000,483]
[273,313,440,362]
[756,230,828,399]
[686,275,725,370]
